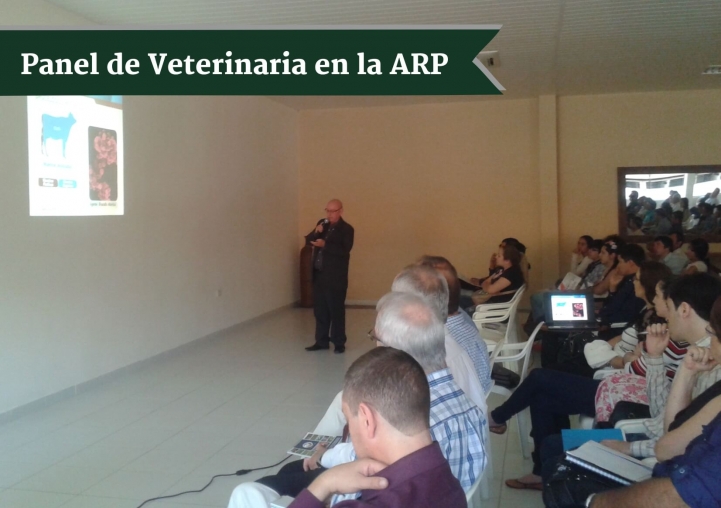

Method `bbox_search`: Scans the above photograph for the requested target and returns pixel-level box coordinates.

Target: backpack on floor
[543,458,619,508]
[556,330,596,367]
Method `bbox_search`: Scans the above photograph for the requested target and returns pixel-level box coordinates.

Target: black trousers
[490,368,600,475]
[257,459,323,497]
[313,272,348,347]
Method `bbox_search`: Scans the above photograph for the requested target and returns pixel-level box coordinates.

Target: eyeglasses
[325,208,342,213]
[367,329,383,344]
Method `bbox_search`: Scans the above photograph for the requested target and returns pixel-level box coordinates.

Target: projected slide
[28,96,124,216]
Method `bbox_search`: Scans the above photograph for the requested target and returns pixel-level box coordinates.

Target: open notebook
[566,441,653,486]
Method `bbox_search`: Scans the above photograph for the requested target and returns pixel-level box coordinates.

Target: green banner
[0,27,503,95]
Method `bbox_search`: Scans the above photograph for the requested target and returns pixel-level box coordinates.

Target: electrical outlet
[477,50,500,68]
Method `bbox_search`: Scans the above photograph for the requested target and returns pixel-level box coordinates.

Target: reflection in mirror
[624,172,721,236]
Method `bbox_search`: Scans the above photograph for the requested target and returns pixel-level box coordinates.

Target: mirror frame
[618,165,721,243]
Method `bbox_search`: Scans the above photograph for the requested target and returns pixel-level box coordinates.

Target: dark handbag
[556,331,596,366]
[543,458,619,508]
[609,401,651,427]
[491,364,520,389]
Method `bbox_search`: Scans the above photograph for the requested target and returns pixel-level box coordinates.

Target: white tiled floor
[0,308,543,508]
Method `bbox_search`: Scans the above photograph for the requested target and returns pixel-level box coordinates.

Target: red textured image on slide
[89,126,117,201]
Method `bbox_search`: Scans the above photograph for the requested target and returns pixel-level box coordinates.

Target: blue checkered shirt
[428,368,488,492]
[447,312,492,395]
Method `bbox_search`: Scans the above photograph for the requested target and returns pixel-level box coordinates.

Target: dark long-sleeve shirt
[305,218,354,281]
[598,274,645,325]
[288,442,467,508]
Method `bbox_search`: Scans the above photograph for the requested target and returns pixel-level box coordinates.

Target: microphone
[315,218,330,235]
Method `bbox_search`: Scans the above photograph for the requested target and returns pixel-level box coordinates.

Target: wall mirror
[618,165,721,243]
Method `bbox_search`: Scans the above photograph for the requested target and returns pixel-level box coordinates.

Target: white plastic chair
[593,368,623,380]
[466,472,484,508]
[490,321,543,459]
[473,284,526,355]
[477,379,497,501]
[473,283,526,314]
[615,418,657,466]
[615,418,650,434]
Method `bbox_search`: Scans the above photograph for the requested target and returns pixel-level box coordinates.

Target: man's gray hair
[375,292,447,373]
[391,265,449,322]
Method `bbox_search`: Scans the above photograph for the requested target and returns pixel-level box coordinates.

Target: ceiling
[45,0,721,109]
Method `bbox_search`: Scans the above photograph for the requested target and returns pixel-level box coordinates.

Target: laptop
[543,291,598,330]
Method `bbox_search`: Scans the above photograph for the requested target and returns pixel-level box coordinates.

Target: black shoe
[305,343,329,352]
[334,346,345,354]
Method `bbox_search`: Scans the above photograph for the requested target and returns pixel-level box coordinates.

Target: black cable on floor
[135,455,292,508]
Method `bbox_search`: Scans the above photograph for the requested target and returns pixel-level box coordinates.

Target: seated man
[289,347,467,508]
[417,256,492,395]
[391,265,488,413]
[554,408,721,508]
[228,292,486,507]
[652,235,688,275]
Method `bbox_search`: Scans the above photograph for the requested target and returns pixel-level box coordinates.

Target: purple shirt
[289,442,467,508]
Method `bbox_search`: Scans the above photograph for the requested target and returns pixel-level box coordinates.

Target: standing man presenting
[305,199,354,354]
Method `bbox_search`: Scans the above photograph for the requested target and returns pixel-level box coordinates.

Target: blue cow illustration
[41,113,76,157]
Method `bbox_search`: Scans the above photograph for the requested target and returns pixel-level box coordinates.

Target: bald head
[325,199,344,224]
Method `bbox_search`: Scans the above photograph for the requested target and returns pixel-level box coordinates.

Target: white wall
[558,89,721,255]
[0,95,299,414]
[0,0,94,24]
[0,1,301,415]
[298,99,541,301]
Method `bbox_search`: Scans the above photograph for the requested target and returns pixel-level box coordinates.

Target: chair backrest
[518,321,543,381]
[509,283,527,304]
[465,471,483,508]
[488,334,506,364]
[503,284,526,345]
[496,320,542,380]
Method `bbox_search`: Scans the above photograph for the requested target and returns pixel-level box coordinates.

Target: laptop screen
[549,294,589,322]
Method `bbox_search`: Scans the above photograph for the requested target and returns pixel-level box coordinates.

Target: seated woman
[539,307,721,488]
[578,240,606,289]
[570,235,594,277]
[487,273,720,491]
[596,302,721,460]
[460,237,528,311]
[683,237,710,275]
[473,243,524,305]
[466,237,529,285]
[597,244,647,327]
[594,276,690,421]
[587,240,620,297]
